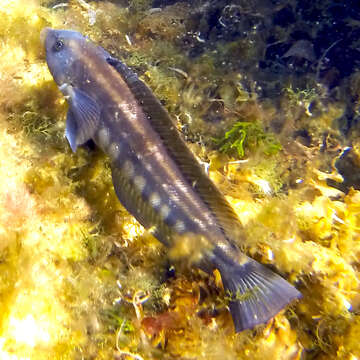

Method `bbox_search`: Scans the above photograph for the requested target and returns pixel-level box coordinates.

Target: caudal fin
[213,248,301,332]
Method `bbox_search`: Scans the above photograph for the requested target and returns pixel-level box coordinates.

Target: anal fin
[111,164,173,246]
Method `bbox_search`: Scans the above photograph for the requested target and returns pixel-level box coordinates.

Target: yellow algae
[0,124,75,358]
[225,195,262,226]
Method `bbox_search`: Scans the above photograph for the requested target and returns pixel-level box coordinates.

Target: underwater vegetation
[213,121,282,158]
[0,0,359,359]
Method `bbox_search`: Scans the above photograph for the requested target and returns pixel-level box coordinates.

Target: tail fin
[213,247,301,332]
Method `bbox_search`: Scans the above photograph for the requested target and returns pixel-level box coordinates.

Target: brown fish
[41,28,301,332]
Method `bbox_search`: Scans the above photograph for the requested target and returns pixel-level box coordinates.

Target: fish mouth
[40,27,50,46]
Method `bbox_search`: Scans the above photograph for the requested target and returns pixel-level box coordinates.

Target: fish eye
[53,38,64,52]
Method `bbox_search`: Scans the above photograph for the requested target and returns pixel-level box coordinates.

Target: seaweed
[213,121,282,158]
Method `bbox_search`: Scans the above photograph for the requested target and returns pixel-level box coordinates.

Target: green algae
[213,121,282,158]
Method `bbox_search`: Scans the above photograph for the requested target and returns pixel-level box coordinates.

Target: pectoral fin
[65,110,78,152]
[61,84,100,152]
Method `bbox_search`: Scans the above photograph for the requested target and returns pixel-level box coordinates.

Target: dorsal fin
[107,57,246,246]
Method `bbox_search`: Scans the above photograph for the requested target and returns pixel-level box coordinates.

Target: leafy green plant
[213,121,282,158]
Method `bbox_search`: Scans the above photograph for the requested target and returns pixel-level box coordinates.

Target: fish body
[42,28,301,332]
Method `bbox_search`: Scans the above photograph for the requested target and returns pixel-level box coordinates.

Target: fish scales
[42,28,301,332]
[67,38,221,242]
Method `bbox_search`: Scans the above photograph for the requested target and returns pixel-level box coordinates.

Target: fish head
[41,28,91,87]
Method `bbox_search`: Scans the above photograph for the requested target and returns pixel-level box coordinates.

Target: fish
[41,27,301,332]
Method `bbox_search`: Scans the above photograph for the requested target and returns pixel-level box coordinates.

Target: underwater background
[0,0,359,359]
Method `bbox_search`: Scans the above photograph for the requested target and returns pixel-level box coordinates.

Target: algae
[213,120,282,158]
